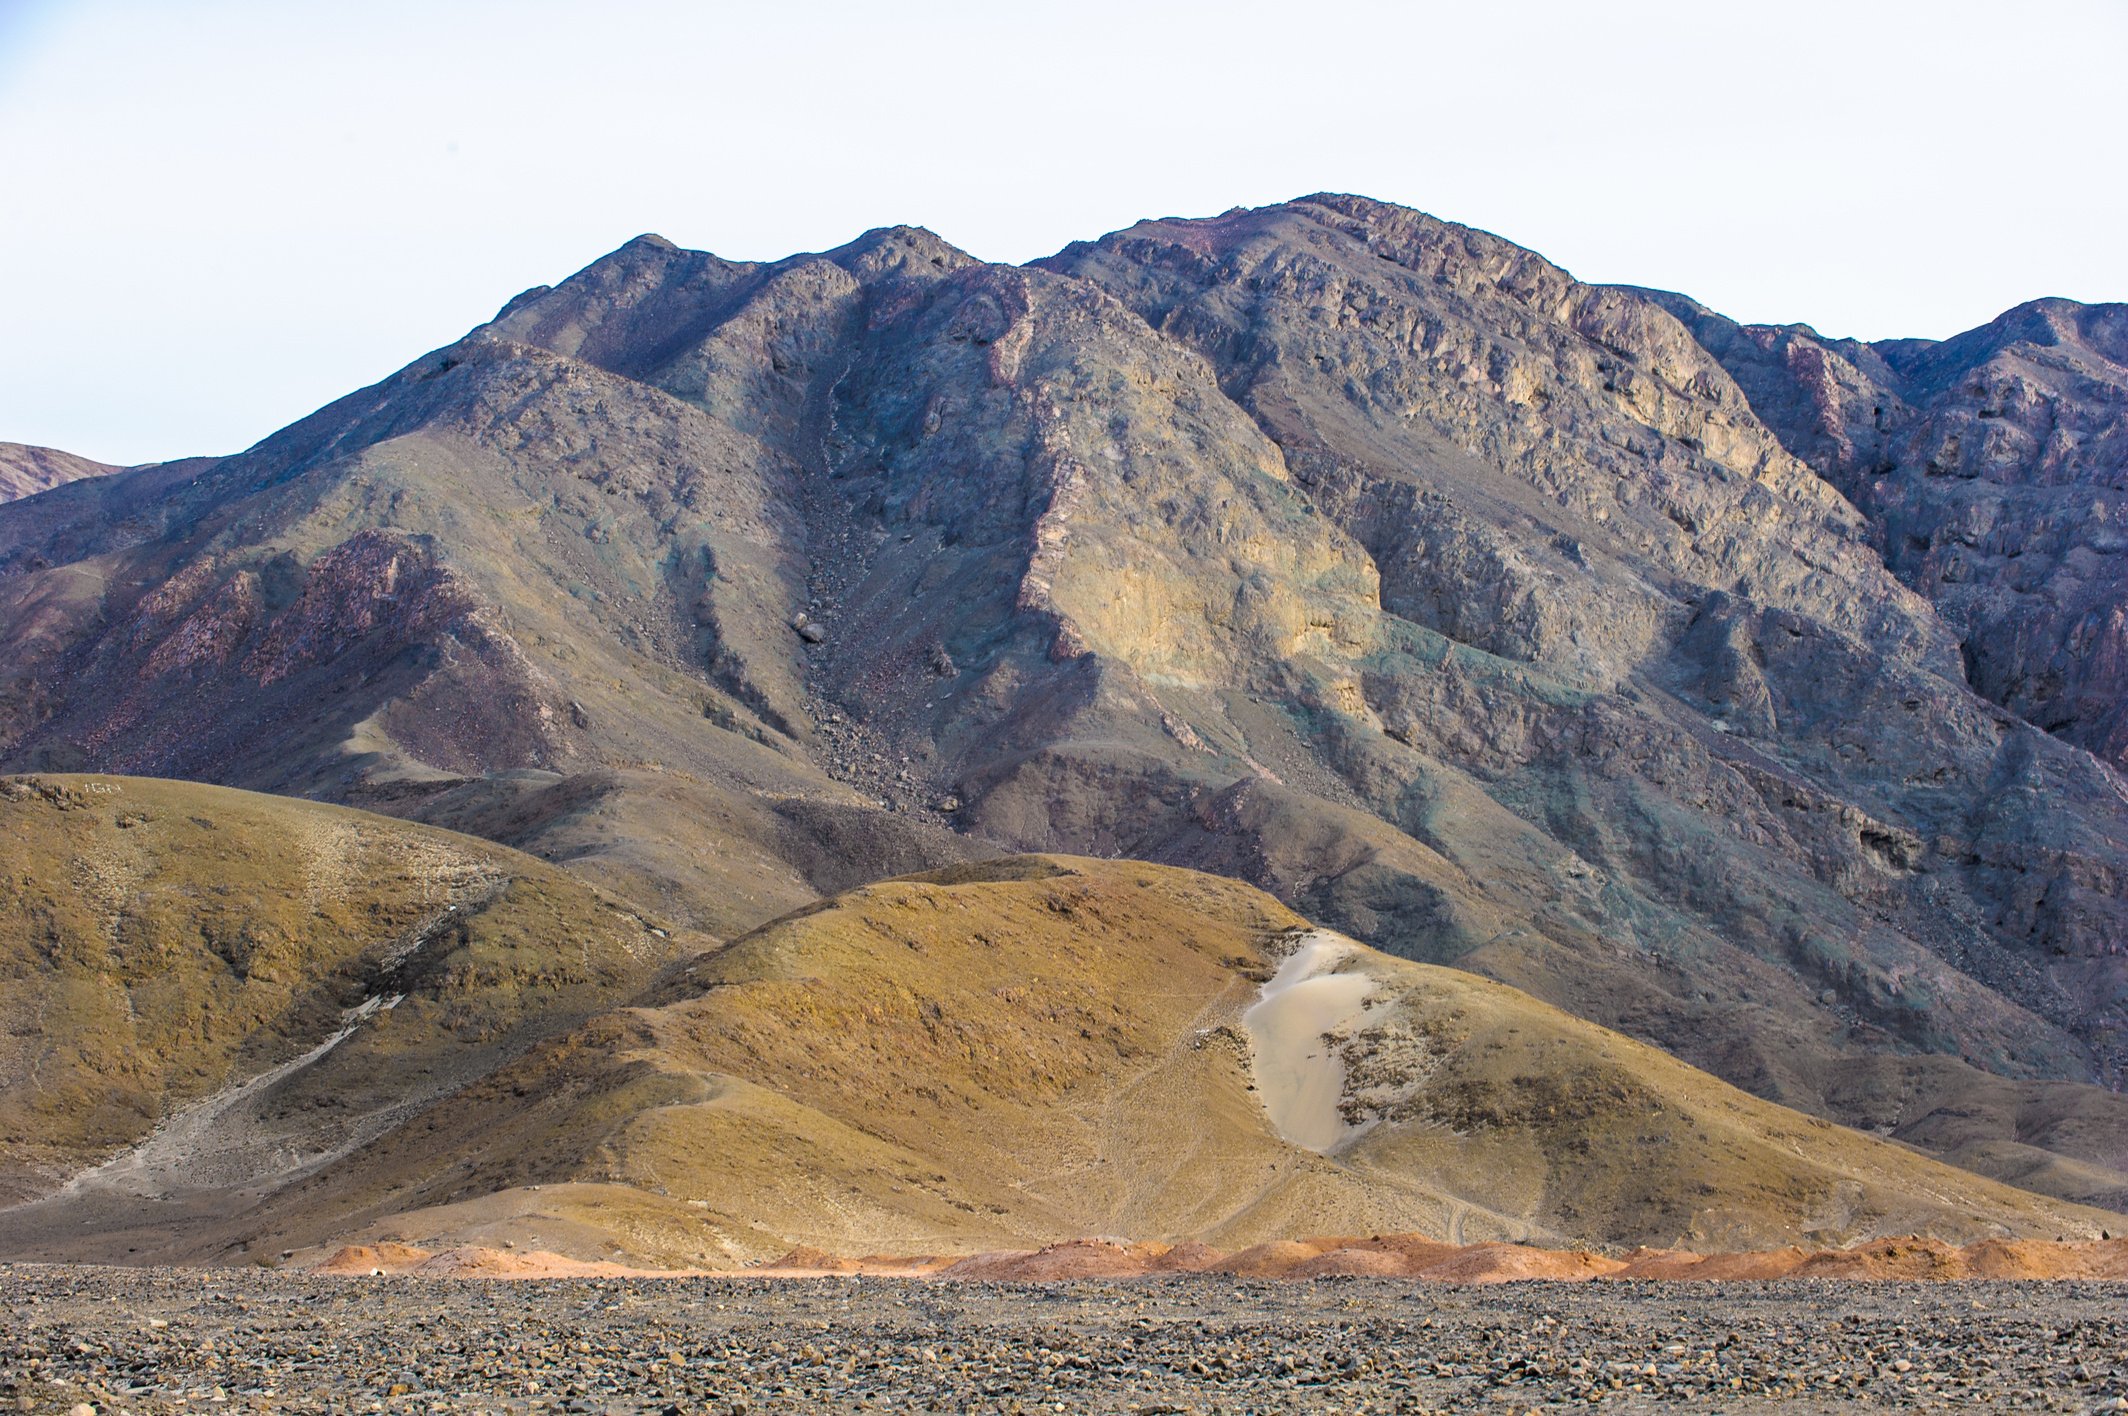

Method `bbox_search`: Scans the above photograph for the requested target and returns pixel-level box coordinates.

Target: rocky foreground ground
[3,1265,2125,1414]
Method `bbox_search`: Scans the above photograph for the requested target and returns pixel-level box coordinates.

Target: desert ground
[4,1263,2126,1415]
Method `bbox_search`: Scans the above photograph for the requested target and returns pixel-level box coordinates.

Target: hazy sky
[2,0,2122,465]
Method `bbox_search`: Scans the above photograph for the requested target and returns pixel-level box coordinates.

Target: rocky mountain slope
[1646,293,2128,775]
[1,809,2111,1268]
[0,196,2122,1220]
[0,442,116,503]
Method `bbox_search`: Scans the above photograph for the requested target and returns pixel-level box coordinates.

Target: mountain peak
[828,223,978,278]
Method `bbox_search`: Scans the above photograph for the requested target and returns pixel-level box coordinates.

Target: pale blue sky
[2,0,2122,465]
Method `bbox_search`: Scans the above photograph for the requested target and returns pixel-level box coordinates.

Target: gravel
[3,1264,2124,1414]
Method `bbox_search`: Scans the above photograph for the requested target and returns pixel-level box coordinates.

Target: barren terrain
[3,193,2127,1413]
[6,794,2113,1269]
[4,1264,2125,1414]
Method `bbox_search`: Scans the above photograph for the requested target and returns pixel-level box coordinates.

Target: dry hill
[0,442,115,504]
[6,821,2110,1269]
[0,774,705,1219]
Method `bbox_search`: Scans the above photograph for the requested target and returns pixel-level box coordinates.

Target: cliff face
[1645,291,2128,774]
[1040,198,2127,1102]
[1,196,2122,1205]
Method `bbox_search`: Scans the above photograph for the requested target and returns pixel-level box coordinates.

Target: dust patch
[1242,929,1385,1152]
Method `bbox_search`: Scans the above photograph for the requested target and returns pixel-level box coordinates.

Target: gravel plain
[3,1265,2125,1415]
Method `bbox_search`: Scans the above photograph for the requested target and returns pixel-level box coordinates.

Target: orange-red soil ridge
[313,1232,2128,1283]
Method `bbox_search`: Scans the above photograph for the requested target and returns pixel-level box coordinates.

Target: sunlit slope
[6,202,2125,1195]
[0,774,696,1208]
[252,857,2120,1267]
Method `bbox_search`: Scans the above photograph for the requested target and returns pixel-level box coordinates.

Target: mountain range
[1,194,2122,1265]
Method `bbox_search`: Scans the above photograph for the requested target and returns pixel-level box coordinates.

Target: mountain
[0,442,117,503]
[1,798,2110,1267]
[0,195,2122,1223]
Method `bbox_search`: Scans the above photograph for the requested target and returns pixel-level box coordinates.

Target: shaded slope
[0,250,985,934]
[367,767,994,937]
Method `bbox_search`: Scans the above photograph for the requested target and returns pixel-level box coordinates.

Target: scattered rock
[3,1263,2122,1412]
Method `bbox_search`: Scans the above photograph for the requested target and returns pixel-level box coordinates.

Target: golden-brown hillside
[0,774,700,1211]
[169,857,2122,1270]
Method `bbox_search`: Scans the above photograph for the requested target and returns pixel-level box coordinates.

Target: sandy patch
[314,1242,435,1275]
[1213,1239,1341,1278]
[938,1240,1179,1282]
[760,1245,863,1274]
[1242,931,1381,1153]
[1413,1241,1625,1283]
[1287,1247,1417,1278]
[410,1246,641,1279]
[1791,1237,1968,1281]
[1145,1241,1225,1273]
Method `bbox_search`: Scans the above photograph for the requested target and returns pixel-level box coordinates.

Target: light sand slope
[1243,930,1381,1152]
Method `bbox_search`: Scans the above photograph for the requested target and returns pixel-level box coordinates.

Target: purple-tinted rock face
[3,197,2124,1208]
[1644,292,2128,775]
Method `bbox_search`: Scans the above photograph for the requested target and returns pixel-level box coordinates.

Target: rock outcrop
[1643,292,2128,773]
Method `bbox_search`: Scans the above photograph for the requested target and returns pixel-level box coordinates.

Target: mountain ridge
[0,442,119,504]
[1639,285,2128,773]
